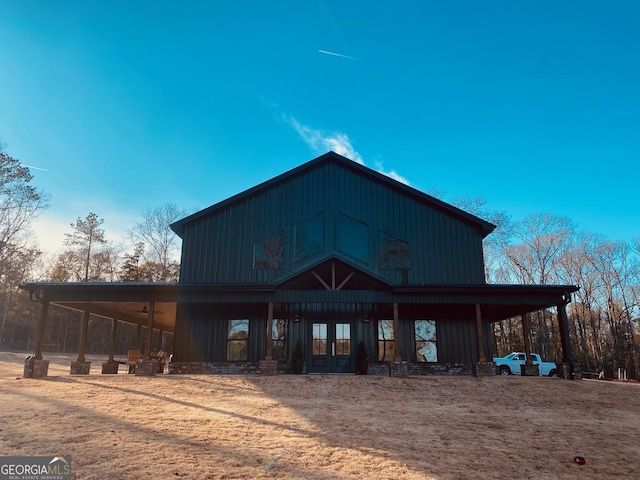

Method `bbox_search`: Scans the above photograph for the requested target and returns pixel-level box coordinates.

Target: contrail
[22,164,48,171]
[318,49,361,61]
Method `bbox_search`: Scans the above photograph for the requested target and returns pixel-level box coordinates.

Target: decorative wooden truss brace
[311,261,355,291]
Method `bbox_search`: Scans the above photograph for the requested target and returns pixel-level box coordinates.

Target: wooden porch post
[519,312,539,376]
[259,302,278,375]
[557,300,572,363]
[101,318,120,374]
[143,301,155,360]
[475,304,486,362]
[25,300,51,378]
[69,310,92,375]
[78,311,90,362]
[393,302,402,361]
[265,302,274,360]
[159,329,164,351]
[33,300,50,360]
[522,313,532,365]
[108,318,118,362]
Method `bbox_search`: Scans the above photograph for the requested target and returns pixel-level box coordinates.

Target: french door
[307,321,354,373]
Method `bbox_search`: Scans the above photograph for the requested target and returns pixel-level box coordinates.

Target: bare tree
[452,195,513,284]
[0,152,48,276]
[587,240,640,377]
[559,233,606,373]
[500,214,575,358]
[129,203,186,281]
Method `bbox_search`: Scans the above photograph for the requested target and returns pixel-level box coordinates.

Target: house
[20,152,578,377]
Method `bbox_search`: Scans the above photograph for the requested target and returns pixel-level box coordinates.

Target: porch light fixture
[363,314,370,323]
[293,314,300,323]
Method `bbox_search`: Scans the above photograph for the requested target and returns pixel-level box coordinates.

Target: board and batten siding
[179,161,487,286]
[173,303,268,362]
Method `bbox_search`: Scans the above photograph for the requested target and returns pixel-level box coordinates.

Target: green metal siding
[179,161,487,286]
[173,303,268,362]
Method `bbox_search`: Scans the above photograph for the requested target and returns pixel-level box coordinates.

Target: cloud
[284,114,364,164]
[374,162,411,185]
[281,113,411,186]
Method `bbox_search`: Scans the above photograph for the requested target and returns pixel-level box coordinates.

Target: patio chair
[127,349,141,374]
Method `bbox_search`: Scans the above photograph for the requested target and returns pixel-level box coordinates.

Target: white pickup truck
[493,352,558,377]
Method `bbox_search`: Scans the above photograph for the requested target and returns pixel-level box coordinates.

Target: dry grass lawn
[1,352,639,479]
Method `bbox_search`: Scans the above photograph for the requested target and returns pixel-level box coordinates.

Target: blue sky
[1,1,638,253]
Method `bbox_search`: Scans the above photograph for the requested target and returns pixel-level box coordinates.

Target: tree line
[468,199,640,379]
[0,149,638,377]
[0,148,186,356]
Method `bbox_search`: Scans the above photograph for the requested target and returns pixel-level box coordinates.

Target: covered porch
[19,280,579,378]
[20,282,180,377]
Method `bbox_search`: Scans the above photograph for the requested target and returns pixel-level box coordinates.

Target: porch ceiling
[53,301,177,333]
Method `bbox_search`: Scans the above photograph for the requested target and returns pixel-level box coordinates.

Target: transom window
[377,319,395,361]
[254,232,284,269]
[227,319,249,361]
[415,320,437,362]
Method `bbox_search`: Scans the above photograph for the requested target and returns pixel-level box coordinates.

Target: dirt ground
[0,352,638,480]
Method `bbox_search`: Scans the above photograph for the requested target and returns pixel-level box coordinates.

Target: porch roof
[19,281,578,333]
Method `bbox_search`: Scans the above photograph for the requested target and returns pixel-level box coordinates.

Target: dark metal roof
[170,151,497,238]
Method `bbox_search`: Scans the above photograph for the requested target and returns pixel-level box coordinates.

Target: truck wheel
[499,366,511,376]
[549,369,558,377]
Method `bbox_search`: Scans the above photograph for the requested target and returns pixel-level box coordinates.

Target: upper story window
[379,232,409,269]
[295,213,324,265]
[254,231,284,269]
[337,213,368,263]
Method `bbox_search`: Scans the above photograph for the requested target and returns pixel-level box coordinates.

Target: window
[337,213,368,262]
[227,319,249,361]
[253,232,284,269]
[312,323,327,356]
[295,214,324,265]
[377,319,395,361]
[415,320,437,362]
[272,318,287,360]
[379,232,409,269]
[335,323,351,356]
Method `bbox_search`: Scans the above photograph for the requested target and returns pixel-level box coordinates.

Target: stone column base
[389,361,408,377]
[259,360,279,375]
[24,357,50,378]
[520,363,540,376]
[560,361,578,380]
[135,359,158,376]
[473,362,496,377]
[70,361,91,375]
[102,361,120,374]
